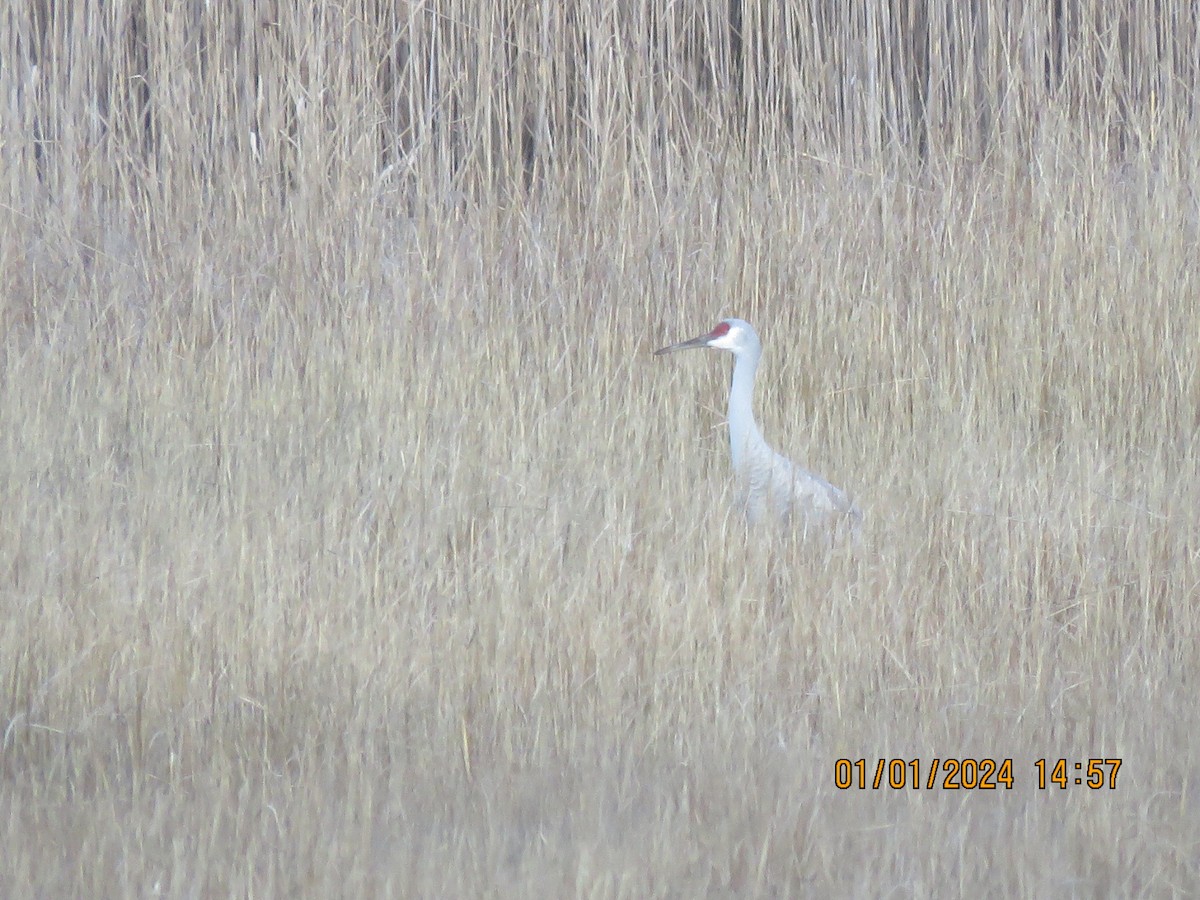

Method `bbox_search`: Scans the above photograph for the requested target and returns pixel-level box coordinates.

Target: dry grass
[3,1,1200,896]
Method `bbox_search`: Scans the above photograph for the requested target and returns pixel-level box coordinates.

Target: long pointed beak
[654,333,712,356]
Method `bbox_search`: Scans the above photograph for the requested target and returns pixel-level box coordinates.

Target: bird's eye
[710,322,732,338]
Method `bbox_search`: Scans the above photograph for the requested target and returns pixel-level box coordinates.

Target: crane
[655,318,862,532]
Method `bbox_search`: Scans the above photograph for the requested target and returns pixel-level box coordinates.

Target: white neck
[727,349,763,471]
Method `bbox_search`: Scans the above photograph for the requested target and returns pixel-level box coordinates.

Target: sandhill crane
[655,318,862,531]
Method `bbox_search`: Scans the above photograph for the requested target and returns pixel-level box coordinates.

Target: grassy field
[3,2,1200,896]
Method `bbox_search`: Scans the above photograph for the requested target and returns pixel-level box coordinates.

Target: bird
[655,317,862,532]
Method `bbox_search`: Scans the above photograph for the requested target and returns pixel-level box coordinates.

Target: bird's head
[654,318,760,357]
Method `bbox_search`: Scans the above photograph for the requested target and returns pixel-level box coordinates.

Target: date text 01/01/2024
[833,758,1123,791]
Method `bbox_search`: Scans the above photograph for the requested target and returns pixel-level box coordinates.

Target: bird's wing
[735,442,861,525]
[771,450,860,520]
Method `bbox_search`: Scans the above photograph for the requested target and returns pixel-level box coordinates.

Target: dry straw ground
[3,2,1199,896]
